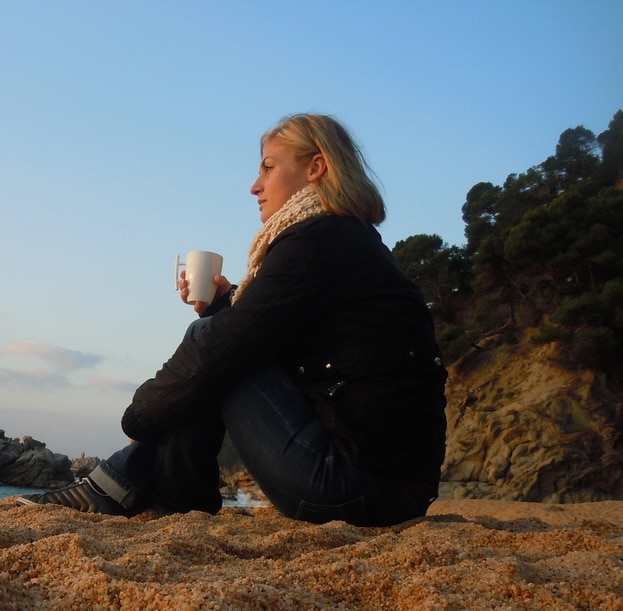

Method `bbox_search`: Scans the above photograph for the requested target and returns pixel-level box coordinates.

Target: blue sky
[1,1,621,459]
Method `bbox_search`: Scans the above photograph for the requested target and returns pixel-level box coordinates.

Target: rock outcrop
[0,431,74,489]
[441,335,623,502]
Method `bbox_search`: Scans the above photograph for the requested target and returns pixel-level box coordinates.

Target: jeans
[89,318,434,526]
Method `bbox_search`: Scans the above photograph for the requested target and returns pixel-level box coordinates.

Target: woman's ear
[308,153,327,181]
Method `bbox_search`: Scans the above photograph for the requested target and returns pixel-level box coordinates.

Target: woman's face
[250,139,316,223]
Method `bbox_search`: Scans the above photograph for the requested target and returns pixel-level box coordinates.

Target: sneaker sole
[14,496,40,507]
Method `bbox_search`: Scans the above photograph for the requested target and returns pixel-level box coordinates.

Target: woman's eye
[259,160,273,174]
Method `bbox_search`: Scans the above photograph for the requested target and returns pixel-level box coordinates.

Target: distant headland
[0,430,99,488]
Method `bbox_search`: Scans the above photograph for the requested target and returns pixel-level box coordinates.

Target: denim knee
[184,316,212,340]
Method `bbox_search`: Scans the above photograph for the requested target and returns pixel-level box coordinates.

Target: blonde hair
[261,114,386,225]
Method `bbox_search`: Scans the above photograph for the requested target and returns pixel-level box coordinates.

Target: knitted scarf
[232,185,326,302]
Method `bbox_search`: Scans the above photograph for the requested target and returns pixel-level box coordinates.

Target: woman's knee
[184,316,212,340]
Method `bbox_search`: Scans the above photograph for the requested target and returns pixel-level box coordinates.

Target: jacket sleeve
[199,284,238,318]
[121,224,340,441]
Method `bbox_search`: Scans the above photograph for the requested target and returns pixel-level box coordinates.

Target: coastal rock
[220,469,270,506]
[71,454,100,478]
[442,336,623,502]
[0,431,74,489]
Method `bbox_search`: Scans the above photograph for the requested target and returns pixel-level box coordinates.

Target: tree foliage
[392,109,623,373]
[392,234,471,324]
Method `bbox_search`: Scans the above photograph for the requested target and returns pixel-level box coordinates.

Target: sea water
[2,486,271,508]
[0,485,46,500]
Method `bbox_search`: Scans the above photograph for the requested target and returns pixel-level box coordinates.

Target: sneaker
[15,478,128,515]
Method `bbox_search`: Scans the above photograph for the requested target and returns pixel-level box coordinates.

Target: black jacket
[122,216,447,484]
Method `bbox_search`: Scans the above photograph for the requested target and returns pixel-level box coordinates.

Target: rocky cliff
[441,335,623,502]
[0,431,74,488]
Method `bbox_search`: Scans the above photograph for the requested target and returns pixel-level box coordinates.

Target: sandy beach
[1,497,622,609]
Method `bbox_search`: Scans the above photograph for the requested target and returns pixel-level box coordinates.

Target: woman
[18,114,447,526]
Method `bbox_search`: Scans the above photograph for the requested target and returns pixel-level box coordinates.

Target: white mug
[175,250,223,305]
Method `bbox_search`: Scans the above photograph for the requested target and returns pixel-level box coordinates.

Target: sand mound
[1,498,622,609]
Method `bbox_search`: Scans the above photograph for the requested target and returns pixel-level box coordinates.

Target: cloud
[89,376,138,394]
[0,367,69,390]
[0,340,103,373]
[0,342,139,396]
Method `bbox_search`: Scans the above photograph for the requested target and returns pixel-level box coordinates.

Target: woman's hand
[178,270,232,316]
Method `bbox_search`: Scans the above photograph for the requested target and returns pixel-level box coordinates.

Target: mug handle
[174,255,185,290]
